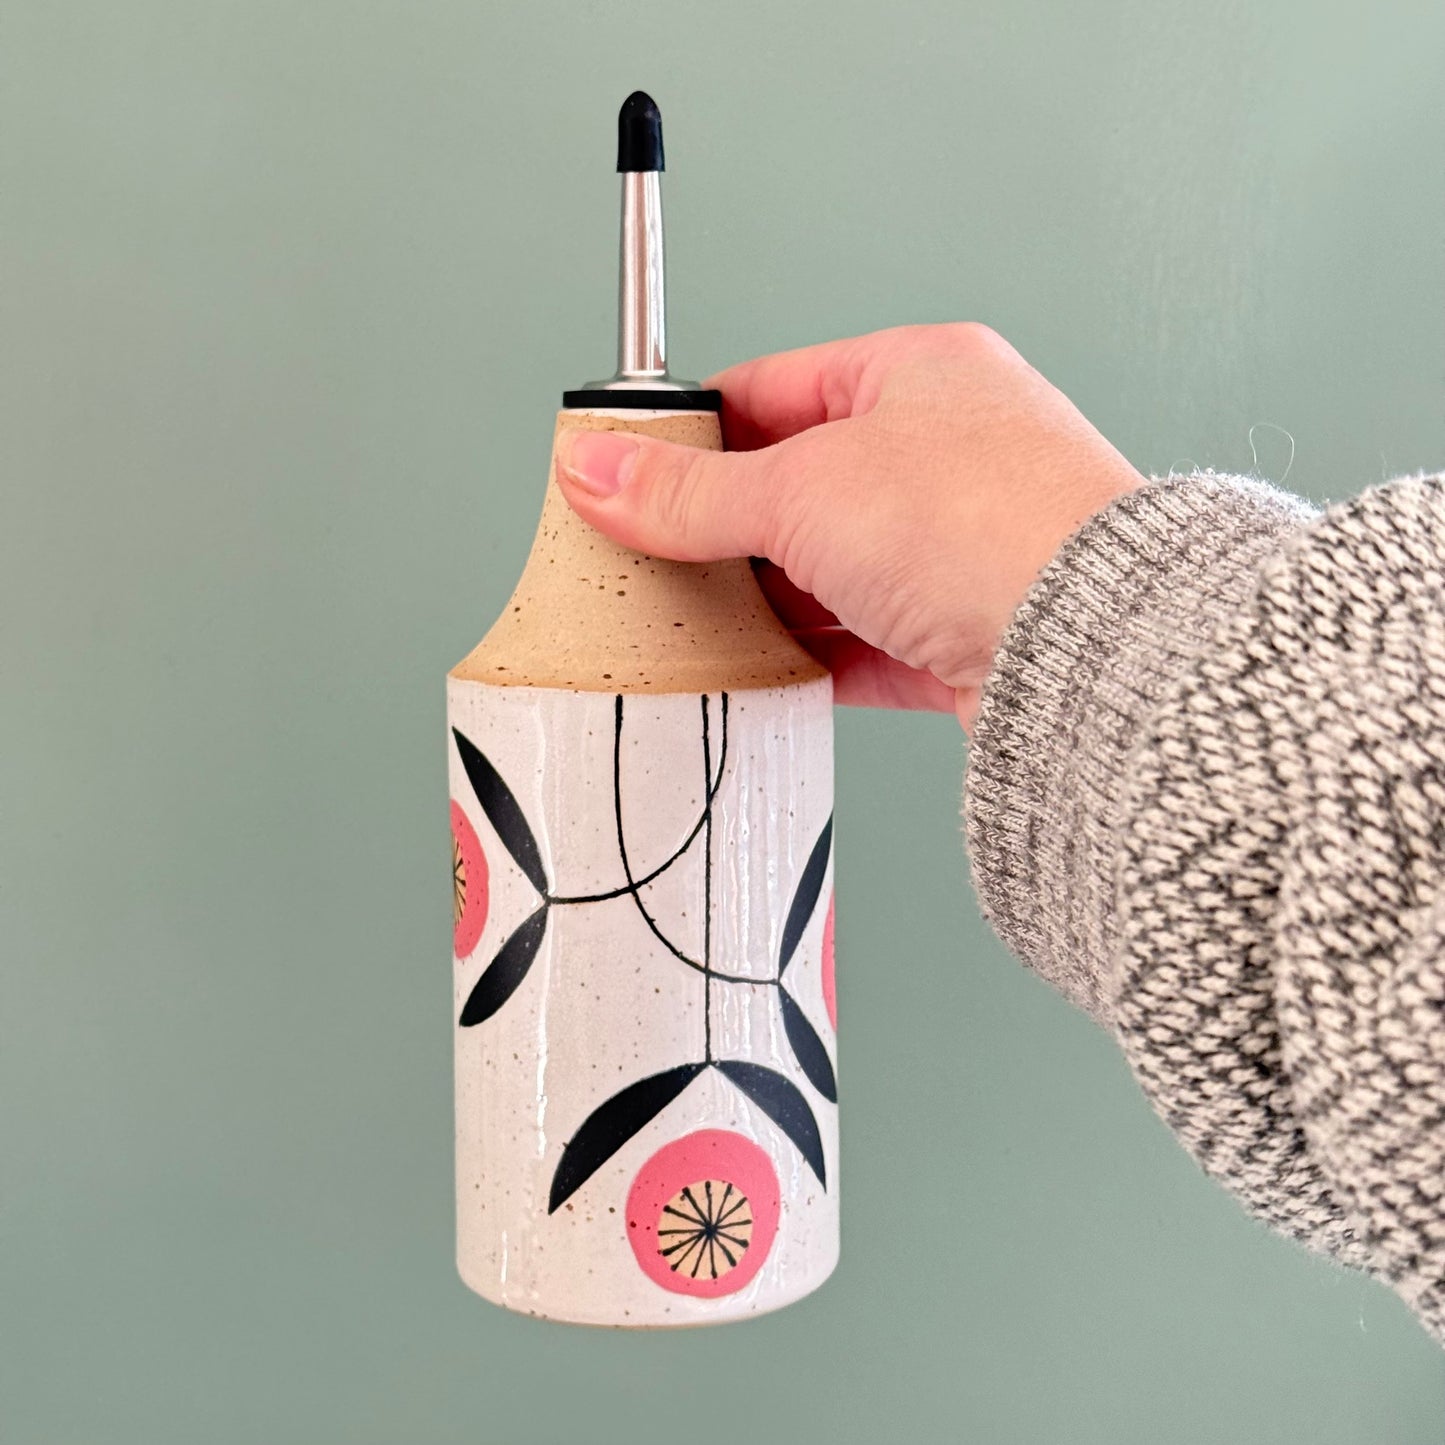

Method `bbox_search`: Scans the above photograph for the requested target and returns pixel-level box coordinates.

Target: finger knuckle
[944,320,1004,356]
[647,448,713,551]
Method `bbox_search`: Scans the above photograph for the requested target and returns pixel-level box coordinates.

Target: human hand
[554,324,1142,727]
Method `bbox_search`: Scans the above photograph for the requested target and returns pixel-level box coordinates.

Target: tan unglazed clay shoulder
[451,409,828,693]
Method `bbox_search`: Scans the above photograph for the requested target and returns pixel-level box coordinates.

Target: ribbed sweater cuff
[963,472,1317,1022]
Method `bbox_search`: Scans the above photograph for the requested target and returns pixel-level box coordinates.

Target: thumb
[554,427,791,563]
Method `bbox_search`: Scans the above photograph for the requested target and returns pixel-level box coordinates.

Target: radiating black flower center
[656,1178,754,1280]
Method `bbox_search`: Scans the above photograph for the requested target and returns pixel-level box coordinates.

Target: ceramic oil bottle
[446,93,837,1326]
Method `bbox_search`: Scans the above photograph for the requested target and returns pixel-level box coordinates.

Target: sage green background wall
[5,1,1444,1441]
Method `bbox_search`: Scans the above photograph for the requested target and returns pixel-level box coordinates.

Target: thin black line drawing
[449,693,835,1212]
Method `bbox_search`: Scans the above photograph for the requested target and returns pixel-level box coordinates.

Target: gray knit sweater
[965,470,1445,1344]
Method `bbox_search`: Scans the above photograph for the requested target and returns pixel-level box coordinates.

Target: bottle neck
[450,409,828,694]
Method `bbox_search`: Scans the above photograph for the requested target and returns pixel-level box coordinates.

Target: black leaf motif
[778,816,833,976]
[458,906,549,1027]
[452,727,549,894]
[548,1062,707,1213]
[714,1060,826,1187]
[778,987,838,1103]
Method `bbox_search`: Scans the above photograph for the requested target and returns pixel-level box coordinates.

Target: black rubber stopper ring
[561,389,722,413]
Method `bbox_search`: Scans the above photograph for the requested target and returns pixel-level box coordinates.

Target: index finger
[704,333,876,451]
[705,324,975,451]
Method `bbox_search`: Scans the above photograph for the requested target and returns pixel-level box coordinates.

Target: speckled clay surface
[449,681,836,1325]
[451,409,829,694]
[447,409,837,1327]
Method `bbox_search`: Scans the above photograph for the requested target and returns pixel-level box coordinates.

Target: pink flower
[626,1130,780,1297]
[451,800,489,960]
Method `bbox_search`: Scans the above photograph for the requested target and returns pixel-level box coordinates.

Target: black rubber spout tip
[617,91,664,172]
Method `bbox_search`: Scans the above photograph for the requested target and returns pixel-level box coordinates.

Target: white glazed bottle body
[448,675,837,1326]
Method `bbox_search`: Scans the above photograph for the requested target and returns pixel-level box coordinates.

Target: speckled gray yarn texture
[966,471,1445,1343]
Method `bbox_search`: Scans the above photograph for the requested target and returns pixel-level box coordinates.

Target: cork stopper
[451,410,829,693]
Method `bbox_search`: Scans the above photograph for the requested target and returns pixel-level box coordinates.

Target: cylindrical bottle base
[448,678,837,1327]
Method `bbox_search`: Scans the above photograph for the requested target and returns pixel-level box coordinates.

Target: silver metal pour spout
[581,92,701,395]
[616,171,667,383]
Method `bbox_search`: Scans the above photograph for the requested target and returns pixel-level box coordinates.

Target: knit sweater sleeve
[964,470,1445,1341]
